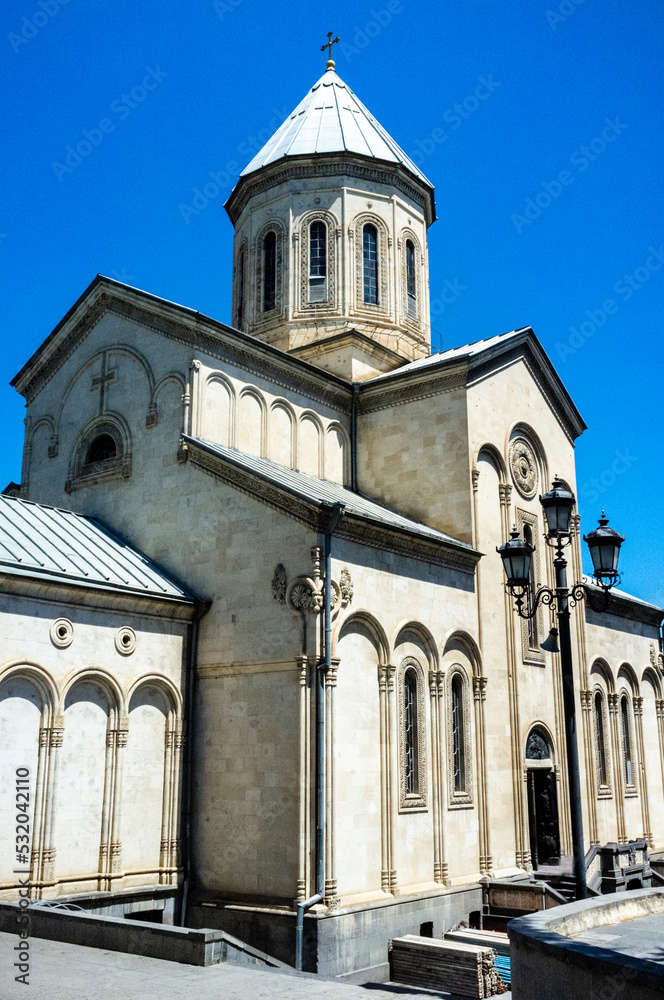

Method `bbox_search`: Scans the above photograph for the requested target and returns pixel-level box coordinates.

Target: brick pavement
[0,932,511,1000]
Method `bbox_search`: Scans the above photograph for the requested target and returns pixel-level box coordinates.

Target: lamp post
[497,479,624,900]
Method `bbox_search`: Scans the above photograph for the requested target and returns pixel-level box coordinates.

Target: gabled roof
[240,67,433,189]
[184,436,479,573]
[0,495,197,604]
[363,327,587,442]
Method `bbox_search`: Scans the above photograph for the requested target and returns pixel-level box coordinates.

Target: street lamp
[497,478,624,900]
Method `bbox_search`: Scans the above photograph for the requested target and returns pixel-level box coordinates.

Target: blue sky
[2,0,662,604]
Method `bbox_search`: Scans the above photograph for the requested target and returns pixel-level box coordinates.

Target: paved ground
[0,932,511,1000]
[572,911,664,965]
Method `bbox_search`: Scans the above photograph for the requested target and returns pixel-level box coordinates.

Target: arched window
[406,239,416,318]
[363,224,378,304]
[263,231,276,312]
[85,434,117,464]
[404,669,418,795]
[523,523,538,649]
[621,696,633,786]
[452,674,466,793]
[237,249,245,329]
[595,693,608,787]
[309,221,327,302]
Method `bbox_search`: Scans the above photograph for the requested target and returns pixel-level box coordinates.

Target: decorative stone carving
[339,567,353,608]
[50,618,73,649]
[271,564,287,604]
[447,666,473,807]
[509,437,538,499]
[525,729,550,760]
[114,626,136,655]
[299,211,337,312]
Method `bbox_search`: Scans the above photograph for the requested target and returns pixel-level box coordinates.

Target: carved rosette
[509,437,538,499]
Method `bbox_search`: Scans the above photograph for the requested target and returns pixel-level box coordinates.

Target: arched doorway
[526,727,560,869]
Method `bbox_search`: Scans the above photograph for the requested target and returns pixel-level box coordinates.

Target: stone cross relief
[91,352,118,415]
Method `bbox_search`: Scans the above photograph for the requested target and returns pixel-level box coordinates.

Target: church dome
[240,67,434,192]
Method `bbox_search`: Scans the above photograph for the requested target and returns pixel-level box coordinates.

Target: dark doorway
[527,769,560,868]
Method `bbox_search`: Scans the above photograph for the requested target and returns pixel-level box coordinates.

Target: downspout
[350,383,359,493]
[295,502,346,971]
[179,598,211,926]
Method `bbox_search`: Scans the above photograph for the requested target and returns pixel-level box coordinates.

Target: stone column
[296,655,310,902]
[324,660,339,907]
[473,675,492,875]
[40,718,64,887]
[498,482,529,870]
[385,664,397,894]
[580,689,600,846]
[30,719,51,896]
[378,664,391,893]
[429,670,448,885]
[160,724,175,882]
[632,696,653,848]
[656,700,664,806]
[608,693,627,843]
[110,720,128,884]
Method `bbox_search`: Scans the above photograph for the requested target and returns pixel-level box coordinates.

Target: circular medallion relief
[50,618,73,648]
[115,626,137,655]
[509,437,538,498]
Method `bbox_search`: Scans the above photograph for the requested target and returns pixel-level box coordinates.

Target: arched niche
[269,401,295,468]
[325,424,347,485]
[0,676,43,882]
[204,375,235,448]
[121,684,172,874]
[55,681,111,879]
[393,621,438,671]
[237,388,265,457]
[298,414,321,477]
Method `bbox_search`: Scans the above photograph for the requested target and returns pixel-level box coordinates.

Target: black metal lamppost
[497,478,625,900]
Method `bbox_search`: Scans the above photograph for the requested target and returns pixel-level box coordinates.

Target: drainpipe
[179,599,211,926]
[295,502,345,971]
[350,383,359,493]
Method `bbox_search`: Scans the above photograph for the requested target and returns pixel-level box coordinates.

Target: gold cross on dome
[321,31,340,67]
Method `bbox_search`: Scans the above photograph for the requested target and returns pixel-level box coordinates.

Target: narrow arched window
[404,669,418,795]
[406,239,416,318]
[363,224,378,304]
[237,249,245,329]
[86,434,117,464]
[452,674,466,793]
[523,523,538,648]
[309,221,327,303]
[263,231,276,312]
[621,696,633,786]
[595,693,607,787]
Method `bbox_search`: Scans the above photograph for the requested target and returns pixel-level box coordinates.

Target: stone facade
[1,62,662,977]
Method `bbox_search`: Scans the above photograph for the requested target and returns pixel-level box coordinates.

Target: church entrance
[525,727,560,869]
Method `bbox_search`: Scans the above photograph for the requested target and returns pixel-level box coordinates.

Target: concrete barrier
[508,887,664,1000]
[0,901,286,969]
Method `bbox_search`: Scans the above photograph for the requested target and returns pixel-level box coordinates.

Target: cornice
[467,334,586,443]
[585,591,664,629]
[225,153,436,228]
[12,280,352,412]
[359,365,468,414]
[187,441,478,575]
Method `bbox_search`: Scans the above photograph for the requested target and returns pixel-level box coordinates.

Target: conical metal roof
[240,66,433,189]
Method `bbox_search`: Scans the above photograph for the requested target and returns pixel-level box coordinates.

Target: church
[1,49,663,978]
